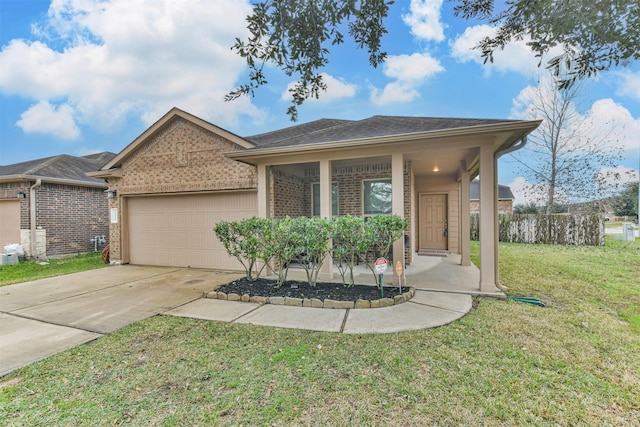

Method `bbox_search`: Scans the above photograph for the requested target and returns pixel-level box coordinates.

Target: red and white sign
[374,257,388,274]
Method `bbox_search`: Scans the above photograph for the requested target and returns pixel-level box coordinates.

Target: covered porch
[230,116,541,294]
[274,251,492,296]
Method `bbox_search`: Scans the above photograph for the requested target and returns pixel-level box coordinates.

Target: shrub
[213,217,272,281]
[363,215,408,285]
[332,215,369,287]
[216,214,408,288]
[288,216,334,287]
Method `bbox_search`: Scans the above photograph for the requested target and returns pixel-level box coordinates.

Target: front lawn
[0,253,107,287]
[1,239,638,425]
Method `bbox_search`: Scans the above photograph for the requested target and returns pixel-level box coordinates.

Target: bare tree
[509,73,624,214]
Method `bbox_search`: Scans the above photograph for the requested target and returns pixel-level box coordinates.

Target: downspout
[492,136,527,291]
[496,136,527,158]
[30,179,42,259]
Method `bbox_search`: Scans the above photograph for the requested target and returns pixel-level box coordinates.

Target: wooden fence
[470,214,604,246]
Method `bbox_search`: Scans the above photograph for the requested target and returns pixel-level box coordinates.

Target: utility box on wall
[622,223,636,241]
[0,252,19,266]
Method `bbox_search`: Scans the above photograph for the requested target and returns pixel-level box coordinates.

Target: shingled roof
[470,179,515,200]
[0,152,116,186]
[245,116,517,149]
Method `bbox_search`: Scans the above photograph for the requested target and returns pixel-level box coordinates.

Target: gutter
[226,120,542,162]
[0,174,108,189]
[495,136,528,158]
[30,179,42,259]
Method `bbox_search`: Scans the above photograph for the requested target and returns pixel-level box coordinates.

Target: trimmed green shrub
[363,215,408,285]
[216,214,408,288]
[332,215,369,287]
[288,216,334,287]
[213,217,272,281]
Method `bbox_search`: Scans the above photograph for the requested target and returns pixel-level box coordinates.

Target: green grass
[1,240,638,425]
[0,253,107,287]
[605,220,637,229]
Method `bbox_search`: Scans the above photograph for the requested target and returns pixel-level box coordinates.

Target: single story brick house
[0,152,115,258]
[89,108,540,292]
[470,179,515,214]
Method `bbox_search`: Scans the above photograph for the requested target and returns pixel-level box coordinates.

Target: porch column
[479,144,498,292]
[460,162,471,266]
[392,153,405,280]
[319,159,333,280]
[257,164,270,218]
[256,164,274,275]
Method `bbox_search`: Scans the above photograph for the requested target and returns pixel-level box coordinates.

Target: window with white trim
[311,182,338,216]
[363,178,392,216]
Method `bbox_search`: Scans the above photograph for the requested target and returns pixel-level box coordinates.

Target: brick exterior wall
[114,118,256,195]
[0,181,108,257]
[470,199,513,214]
[271,160,413,263]
[271,170,306,218]
[35,183,109,256]
[106,117,258,262]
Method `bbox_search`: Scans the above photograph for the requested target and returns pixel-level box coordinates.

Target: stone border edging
[206,287,415,309]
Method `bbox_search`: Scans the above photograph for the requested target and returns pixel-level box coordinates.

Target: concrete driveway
[0,266,242,376]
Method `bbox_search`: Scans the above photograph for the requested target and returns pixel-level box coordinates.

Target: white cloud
[615,70,640,102]
[0,0,265,139]
[508,176,542,206]
[580,98,640,154]
[280,73,357,103]
[451,24,563,78]
[402,0,445,42]
[370,52,444,106]
[75,146,108,156]
[16,101,80,140]
[511,76,640,155]
[597,166,638,190]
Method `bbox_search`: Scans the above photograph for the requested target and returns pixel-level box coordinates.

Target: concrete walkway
[1,265,472,377]
[166,289,471,334]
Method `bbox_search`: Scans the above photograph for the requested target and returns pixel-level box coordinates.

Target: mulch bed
[217,277,410,302]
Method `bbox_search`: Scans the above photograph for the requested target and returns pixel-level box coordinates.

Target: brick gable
[116,117,256,195]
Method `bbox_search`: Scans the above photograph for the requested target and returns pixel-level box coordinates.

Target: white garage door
[127,192,257,269]
[0,199,21,248]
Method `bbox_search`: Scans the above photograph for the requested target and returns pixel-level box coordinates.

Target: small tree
[214,218,271,281]
[513,202,541,214]
[364,215,408,286]
[267,217,304,287]
[613,181,639,217]
[288,216,334,287]
[332,215,369,287]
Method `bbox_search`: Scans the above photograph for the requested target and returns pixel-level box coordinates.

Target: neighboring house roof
[0,152,116,187]
[470,180,515,201]
[245,115,519,149]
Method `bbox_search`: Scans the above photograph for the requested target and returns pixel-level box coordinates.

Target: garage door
[0,199,21,248]
[127,192,257,269]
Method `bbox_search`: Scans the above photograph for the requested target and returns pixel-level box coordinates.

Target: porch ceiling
[271,148,478,178]
[406,147,478,177]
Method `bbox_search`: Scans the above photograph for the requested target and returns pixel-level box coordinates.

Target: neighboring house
[470,179,515,214]
[0,152,115,258]
[89,108,540,292]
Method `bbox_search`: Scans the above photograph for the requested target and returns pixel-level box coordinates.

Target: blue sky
[1,0,638,205]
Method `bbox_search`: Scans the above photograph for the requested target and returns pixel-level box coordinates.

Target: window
[311,182,338,216]
[363,179,392,215]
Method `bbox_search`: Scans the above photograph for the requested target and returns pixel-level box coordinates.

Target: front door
[419,194,448,250]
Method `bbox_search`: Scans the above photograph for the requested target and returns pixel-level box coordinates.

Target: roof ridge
[23,154,64,175]
[253,119,356,149]
[246,118,352,140]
